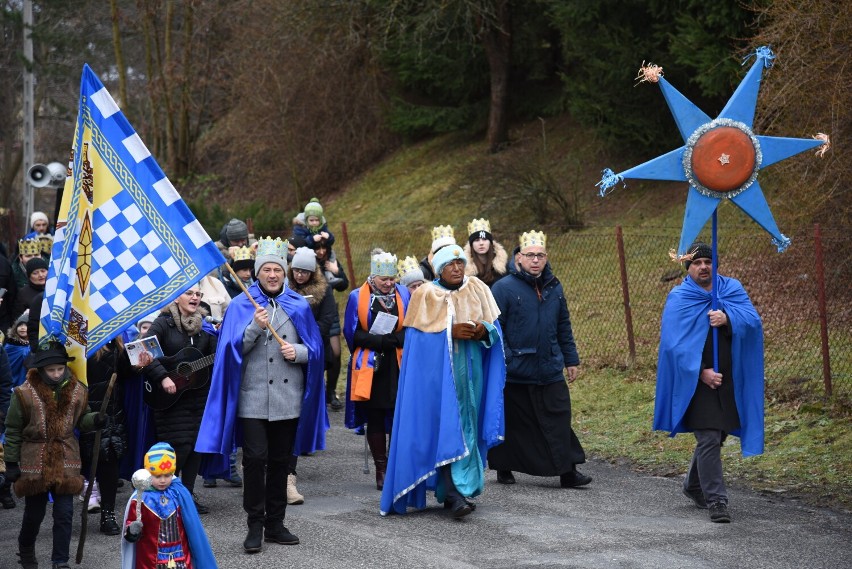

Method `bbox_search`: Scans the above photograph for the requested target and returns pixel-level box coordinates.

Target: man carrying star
[654,242,765,523]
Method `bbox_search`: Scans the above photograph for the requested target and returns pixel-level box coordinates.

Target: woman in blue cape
[380,244,505,517]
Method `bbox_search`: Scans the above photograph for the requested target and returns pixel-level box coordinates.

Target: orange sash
[350,283,405,401]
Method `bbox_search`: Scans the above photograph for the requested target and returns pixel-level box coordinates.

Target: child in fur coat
[3,342,105,569]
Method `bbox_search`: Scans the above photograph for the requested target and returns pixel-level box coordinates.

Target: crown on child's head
[229,246,255,262]
[519,230,546,250]
[397,255,420,277]
[18,239,41,256]
[467,218,491,236]
[255,236,288,259]
[144,442,177,475]
[371,251,398,278]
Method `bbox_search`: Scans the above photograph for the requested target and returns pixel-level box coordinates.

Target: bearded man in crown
[195,237,326,553]
[487,230,592,490]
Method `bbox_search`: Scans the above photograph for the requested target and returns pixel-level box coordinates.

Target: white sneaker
[286,474,304,505]
[79,479,89,502]
[87,480,101,513]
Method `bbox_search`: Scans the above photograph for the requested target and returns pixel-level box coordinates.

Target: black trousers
[81,446,121,511]
[241,417,298,527]
[19,492,74,564]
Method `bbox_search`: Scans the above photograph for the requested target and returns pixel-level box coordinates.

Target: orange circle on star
[691,126,756,193]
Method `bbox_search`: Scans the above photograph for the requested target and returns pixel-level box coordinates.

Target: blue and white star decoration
[596,46,829,255]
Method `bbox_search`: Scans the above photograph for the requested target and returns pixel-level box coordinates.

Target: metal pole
[813,224,832,396]
[23,0,35,224]
[615,226,636,365]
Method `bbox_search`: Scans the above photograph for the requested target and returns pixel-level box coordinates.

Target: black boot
[100,509,120,535]
[17,543,38,569]
[243,522,263,553]
[0,481,16,509]
[366,433,388,491]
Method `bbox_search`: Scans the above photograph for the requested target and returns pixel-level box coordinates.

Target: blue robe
[380,278,506,515]
[654,275,765,456]
[195,282,328,472]
[120,477,217,569]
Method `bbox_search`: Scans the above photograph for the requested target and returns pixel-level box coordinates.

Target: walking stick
[225,264,287,347]
[76,372,118,565]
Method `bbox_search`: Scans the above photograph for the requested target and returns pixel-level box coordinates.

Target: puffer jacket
[491,254,580,385]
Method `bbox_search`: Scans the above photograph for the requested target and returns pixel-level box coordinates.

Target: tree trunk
[480,0,512,153]
[109,0,129,112]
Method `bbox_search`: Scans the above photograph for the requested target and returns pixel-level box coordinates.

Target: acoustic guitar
[143,346,215,410]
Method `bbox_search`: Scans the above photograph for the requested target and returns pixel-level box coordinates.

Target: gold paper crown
[467,218,491,236]
[37,234,53,254]
[430,225,455,252]
[229,245,255,263]
[371,251,398,277]
[18,239,41,256]
[397,255,420,277]
[255,236,288,259]
[519,230,546,250]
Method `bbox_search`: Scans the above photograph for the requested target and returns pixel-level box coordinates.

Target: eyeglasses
[183,291,204,298]
[521,253,547,260]
[292,268,312,275]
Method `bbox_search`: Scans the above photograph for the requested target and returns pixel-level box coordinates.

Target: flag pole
[224,263,286,347]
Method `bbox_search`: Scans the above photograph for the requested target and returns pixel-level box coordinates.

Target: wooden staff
[76,372,118,564]
[224,263,286,347]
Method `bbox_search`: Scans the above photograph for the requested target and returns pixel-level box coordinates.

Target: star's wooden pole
[76,372,118,564]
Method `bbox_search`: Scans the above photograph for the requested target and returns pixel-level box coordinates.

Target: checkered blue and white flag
[39,64,225,384]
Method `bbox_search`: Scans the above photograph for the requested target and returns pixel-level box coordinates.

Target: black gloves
[5,462,20,483]
[92,413,108,430]
[124,520,143,542]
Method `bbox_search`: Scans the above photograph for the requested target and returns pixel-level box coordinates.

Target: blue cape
[654,275,765,456]
[120,477,217,569]
[195,282,328,471]
[342,283,410,429]
[5,342,30,388]
[379,322,506,515]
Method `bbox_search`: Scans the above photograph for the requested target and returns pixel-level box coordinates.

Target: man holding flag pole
[34,64,225,565]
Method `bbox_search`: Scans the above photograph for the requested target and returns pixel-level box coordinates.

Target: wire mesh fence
[327,222,850,401]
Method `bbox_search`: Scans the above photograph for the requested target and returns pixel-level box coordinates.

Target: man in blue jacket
[488,230,591,488]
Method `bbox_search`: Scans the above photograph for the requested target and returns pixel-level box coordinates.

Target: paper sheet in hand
[369,312,398,335]
[125,336,164,366]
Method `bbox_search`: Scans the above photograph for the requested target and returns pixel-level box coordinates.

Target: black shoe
[496,470,515,485]
[446,496,473,519]
[682,487,708,509]
[52,563,72,569]
[709,502,731,523]
[444,498,477,512]
[203,478,218,488]
[264,525,300,545]
[560,470,592,488]
[244,524,264,553]
[100,509,121,535]
[192,494,209,515]
[329,395,344,411]
[17,545,38,569]
[0,488,15,509]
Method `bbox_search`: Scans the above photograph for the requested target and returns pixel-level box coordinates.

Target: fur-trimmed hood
[464,240,508,277]
[287,269,329,311]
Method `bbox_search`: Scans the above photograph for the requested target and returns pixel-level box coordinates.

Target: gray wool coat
[238,301,309,421]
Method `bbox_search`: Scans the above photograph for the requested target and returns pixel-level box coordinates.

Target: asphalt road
[2,410,850,569]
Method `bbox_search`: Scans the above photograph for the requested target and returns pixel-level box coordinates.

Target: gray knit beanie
[290,247,317,272]
[225,218,249,242]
